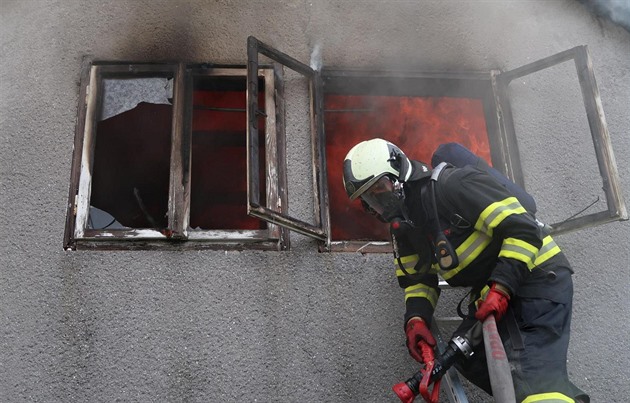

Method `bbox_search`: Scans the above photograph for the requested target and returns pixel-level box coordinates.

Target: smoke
[310,42,323,72]
[578,0,630,32]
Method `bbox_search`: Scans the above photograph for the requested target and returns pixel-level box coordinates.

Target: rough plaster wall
[1,1,628,402]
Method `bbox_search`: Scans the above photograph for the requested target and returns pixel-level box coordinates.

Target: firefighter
[342,138,589,403]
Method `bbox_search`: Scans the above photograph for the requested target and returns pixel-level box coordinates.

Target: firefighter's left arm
[443,167,543,295]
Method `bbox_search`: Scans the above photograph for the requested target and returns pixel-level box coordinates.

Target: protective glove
[405,317,436,364]
[475,282,511,322]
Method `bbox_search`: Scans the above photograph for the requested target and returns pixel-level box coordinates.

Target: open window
[246,36,329,243]
[247,40,626,252]
[65,44,626,252]
[494,46,627,235]
[322,70,510,252]
[64,61,289,250]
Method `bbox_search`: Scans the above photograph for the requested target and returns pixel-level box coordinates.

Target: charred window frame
[494,46,627,235]
[64,61,289,250]
[246,36,329,242]
[245,39,626,253]
[320,46,626,252]
[65,43,626,252]
[320,70,512,253]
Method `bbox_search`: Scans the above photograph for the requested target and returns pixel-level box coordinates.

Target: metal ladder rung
[432,317,469,403]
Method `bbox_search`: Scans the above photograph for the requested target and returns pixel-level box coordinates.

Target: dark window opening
[190,76,266,230]
[90,77,174,231]
[65,63,288,250]
[92,102,173,229]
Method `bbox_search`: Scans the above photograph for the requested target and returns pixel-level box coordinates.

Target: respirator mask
[360,175,408,223]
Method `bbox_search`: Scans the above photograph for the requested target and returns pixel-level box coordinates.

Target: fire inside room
[323,74,495,242]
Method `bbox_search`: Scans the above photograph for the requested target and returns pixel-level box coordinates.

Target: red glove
[475,282,511,322]
[405,317,436,364]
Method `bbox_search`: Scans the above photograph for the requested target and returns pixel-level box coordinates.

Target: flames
[325,94,491,241]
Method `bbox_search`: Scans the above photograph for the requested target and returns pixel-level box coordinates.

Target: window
[494,46,627,235]
[322,71,505,252]
[64,62,289,250]
[249,40,626,252]
[65,41,627,252]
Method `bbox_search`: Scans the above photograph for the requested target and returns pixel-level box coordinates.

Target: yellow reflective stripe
[499,237,539,270]
[395,256,418,275]
[394,254,419,276]
[404,283,439,308]
[395,254,437,276]
[397,254,419,266]
[441,231,492,280]
[521,392,574,403]
[534,235,561,266]
[474,284,491,308]
[475,197,527,236]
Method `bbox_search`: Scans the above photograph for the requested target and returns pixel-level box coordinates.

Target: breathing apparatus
[342,139,459,273]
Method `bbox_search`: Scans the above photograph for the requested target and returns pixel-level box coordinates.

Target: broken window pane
[100,77,173,120]
[87,206,127,230]
[89,77,173,229]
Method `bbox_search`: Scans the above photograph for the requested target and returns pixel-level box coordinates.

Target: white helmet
[342,138,413,200]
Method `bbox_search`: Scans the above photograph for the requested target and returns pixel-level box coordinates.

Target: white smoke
[310,42,323,71]
[579,0,630,32]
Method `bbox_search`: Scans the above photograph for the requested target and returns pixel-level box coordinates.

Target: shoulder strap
[431,164,471,230]
[431,162,449,182]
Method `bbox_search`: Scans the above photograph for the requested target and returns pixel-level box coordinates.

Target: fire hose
[393,315,516,403]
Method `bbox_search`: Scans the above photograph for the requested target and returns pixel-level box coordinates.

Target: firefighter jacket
[394,163,568,325]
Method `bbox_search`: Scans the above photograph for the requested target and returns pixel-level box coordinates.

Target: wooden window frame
[64,61,289,251]
[248,41,626,252]
[319,69,515,253]
[64,45,626,252]
[494,46,627,235]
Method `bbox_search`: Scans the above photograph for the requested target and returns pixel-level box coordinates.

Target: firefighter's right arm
[393,238,441,327]
[394,239,441,364]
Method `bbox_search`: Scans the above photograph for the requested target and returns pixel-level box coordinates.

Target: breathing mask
[360,175,408,223]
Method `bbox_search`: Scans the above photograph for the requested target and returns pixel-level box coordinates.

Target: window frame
[495,45,627,235]
[319,69,518,253]
[246,36,330,245]
[64,60,289,251]
[65,45,627,251]
[246,40,626,252]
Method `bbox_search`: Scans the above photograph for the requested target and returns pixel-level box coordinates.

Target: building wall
[1,1,628,402]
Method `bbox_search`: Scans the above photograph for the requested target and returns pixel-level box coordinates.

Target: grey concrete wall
[1,1,628,402]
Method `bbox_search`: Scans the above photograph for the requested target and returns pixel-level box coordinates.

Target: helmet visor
[359,175,398,217]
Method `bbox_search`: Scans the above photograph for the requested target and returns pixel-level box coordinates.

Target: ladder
[431,278,470,403]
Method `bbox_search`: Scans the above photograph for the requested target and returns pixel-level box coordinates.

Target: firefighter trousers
[453,266,589,403]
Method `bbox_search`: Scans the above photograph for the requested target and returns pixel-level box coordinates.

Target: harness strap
[505,306,525,350]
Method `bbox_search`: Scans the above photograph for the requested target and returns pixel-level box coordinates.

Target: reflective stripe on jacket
[395,164,562,324]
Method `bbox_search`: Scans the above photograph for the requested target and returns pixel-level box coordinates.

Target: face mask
[360,176,407,223]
